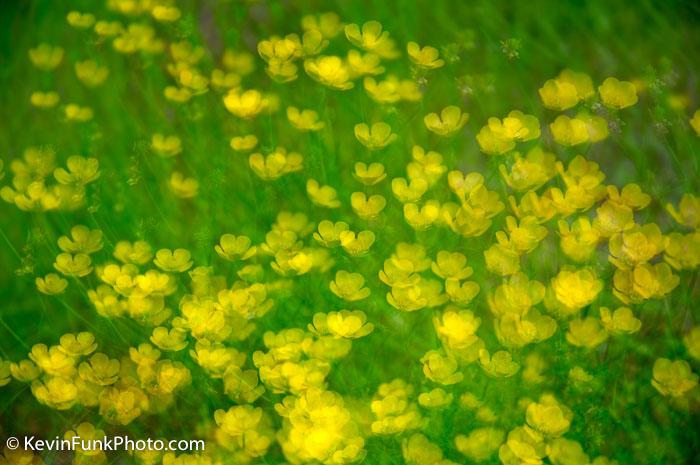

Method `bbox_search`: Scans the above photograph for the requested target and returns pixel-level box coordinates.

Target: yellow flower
[9,359,41,382]
[476,125,515,155]
[313,220,350,247]
[54,252,93,277]
[538,78,579,110]
[499,147,556,192]
[478,349,519,378]
[287,106,325,131]
[666,193,700,229]
[151,133,182,157]
[339,229,375,256]
[306,179,341,208]
[346,50,385,77]
[546,267,603,316]
[78,352,120,385]
[153,248,193,272]
[301,12,343,39]
[558,217,600,262]
[403,200,441,230]
[690,109,700,136]
[549,115,589,146]
[223,89,268,119]
[249,147,303,180]
[421,350,463,385]
[598,77,638,109]
[392,177,428,203]
[525,395,572,438]
[418,387,453,408]
[164,85,192,103]
[651,358,698,397]
[345,20,398,59]
[36,273,68,295]
[58,224,103,254]
[31,376,78,410]
[152,5,181,22]
[612,262,679,304]
[64,104,94,122]
[330,270,371,301]
[303,55,354,90]
[309,310,374,339]
[546,438,589,465]
[577,111,609,143]
[566,316,608,348]
[230,134,258,152]
[455,427,504,461]
[29,43,64,70]
[66,11,95,28]
[114,240,153,265]
[496,215,548,254]
[486,110,540,142]
[353,162,386,185]
[683,327,700,361]
[557,69,595,98]
[664,231,700,270]
[354,122,397,150]
[363,75,421,103]
[406,42,444,69]
[431,251,473,280]
[215,234,256,261]
[30,91,60,108]
[94,20,123,36]
[608,223,665,270]
[433,307,481,350]
[75,60,109,87]
[424,106,469,136]
[150,326,188,351]
[483,243,520,276]
[599,306,641,335]
[592,200,635,238]
[169,171,198,198]
[351,192,386,220]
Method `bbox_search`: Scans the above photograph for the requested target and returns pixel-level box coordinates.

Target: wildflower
[612,262,679,303]
[153,248,192,272]
[666,193,700,229]
[339,229,375,256]
[64,104,94,122]
[310,310,374,339]
[215,234,255,261]
[30,91,60,108]
[364,75,421,103]
[664,231,700,270]
[684,327,700,361]
[54,252,92,277]
[306,179,341,208]
[151,134,182,157]
[392,177,428,203]
[75,60,109,87]
[223,89,269,118]
[353,162,386,185]
[478,349,520,377]
[538,78,579,111]
[29,43,64,70]
[169,172,198,198]
[303,55,354,90]
[330,270,371,301]
[545,267,603,316]
[651,358,698,397]
[313,220,350,247]
[455,427,504,461]
[599,306,641,335]
[525,395,572,438]
[406,42,444,69]
[98,385,148,424]
[418,387,453,408]
[36,272,69,295]
[691,109,700,135]
[499,147,557,192]
[150,327,188,351]
[598,77,638,109]
[287,106,325,131]
[592,200,635,238]
[302,12,343,39]
[31,376,78,410]
[577,111,609,142]
[164,86,192,103]
[566,316,608,348]
[249,147,303,180]
[66,11,95,28]
[484,243,520,276]
[347,50,385,77]
[424,106,469,136]
[547,438,590,465]
[476,125,515,155]
[78,353,120,385]
[230,134,258,152]
[608,223,665,270]
[403,200,441,230]
[433,307,481,350]
[497,215,548,254]
[345,20,398,59]
[550,115,589,146]
[421,350,463,385]
[558,217,600,262]
[487,110,541,142]
[354,122,397,150]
